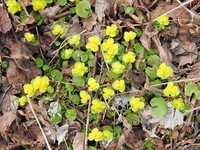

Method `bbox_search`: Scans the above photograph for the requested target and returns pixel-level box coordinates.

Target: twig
[183,105,200,115]
[27,97,52,150]
[84,98,92,150]
[153,0,194,22]
[151,77,200,87]
[0,85,11,104]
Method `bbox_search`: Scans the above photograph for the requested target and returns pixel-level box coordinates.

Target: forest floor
[0,0,200,150]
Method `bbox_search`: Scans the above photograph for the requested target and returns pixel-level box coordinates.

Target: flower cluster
[88,78,99,91]
[163,82,180,97]
[18,96,27,106]
[129,97,145,112]
[24,76,50,97]
[101,38,118,63]
[157,63,173,79]
[72,62,88,76]
[80,90,90,103]
[111,61,125,74]
[103,87,115,100]
[24,32,35,42]
[106,24,118,37]
[124,31,136,42]
[112,80,125,93]
[88,128,112,142]
[171,98,185,110]
[60,49,74,59]
[122,52,136,63]
[6,0,22,14]
[157,15,170,29]
[52,24,64,36]
[68,34,80,46]
[86,36,101,52]
[91,99,106,114]
[32,0,47,11]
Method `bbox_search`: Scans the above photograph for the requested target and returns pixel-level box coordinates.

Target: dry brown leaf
[187,62,200,79]
[82,13,97,31]
[72,132,85,150]
[20,0,32,6]
[95,0,110,23]
[39,5,60,20]
[7,60,42,91]
[0,111,16,138]
[178,53,197,66]
[107,140,122,150]
[0,6,12,33]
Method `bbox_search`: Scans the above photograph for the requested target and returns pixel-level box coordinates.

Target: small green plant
[65,109,77,122]
[76,0,91,18]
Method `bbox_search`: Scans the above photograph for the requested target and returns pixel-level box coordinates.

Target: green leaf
[65,109,77,122]
[50,69,63,81]
[113,126,122,134]
[72,76,85,86]
[48,102,62,124]
[2,60,8,69]
[72,50,84,62]
[70,7,76,14]
[88,58,95,67]
[45,0,53,4]
[65,84,74,92]
[76,0,91,18]
[147,55,160,67]
[126,113,140,126]
[70,94,80,105]
[150,97,168,117]
[35,58,44,68]
[185,82,200,100]
[196,114,200,123]
[20,11,28,23]
[134,43,144,54]
[145,65,158,81]
[52,113,62,124]
[106,71,121,79]
[125,7,135,14]
[58,0,67,6]
[42,64,49,71]
[89,146,97,150]
[102,126,113,132]
[47,86,54,94]
[143,140,154,149]
[89,113,101,121]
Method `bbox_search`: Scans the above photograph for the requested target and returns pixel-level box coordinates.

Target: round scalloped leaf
[76,0,91,18]
[150,97,168,117]
[185,82,200,100]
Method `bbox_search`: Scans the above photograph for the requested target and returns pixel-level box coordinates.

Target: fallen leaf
[82,13,97,31]
[20,0,32,6]
[107,140,122,150]
[95,0,110,23]
[0,111,16,138]
[178,53,197,66]
[187,62,200,79]
[72,132,84,150]
[0,6,12,33]
[39,5,60,21]
[55,123,69,145]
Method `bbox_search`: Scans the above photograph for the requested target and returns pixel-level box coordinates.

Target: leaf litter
[0,0,200,149]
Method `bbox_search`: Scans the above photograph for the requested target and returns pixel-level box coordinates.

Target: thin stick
[183,105,200,115]
[151,77,200,87]
[27,97,52,150]
[84,98,92,150]
[153,0,194,22]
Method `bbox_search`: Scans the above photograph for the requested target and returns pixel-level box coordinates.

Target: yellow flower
[171,98,185,110]
[157,15,170,29]
[18,96,27,106]
[112,80,125,93]
[102,130,112,140]
[122,52,136,63]
[31,76,42,90]
[68,34,80,46]
[80,90,90,103]
[39,76,49,93]
[72,62,88,76]
[111,61,125,74]
[103,87,114,100]
[129,97,145,112]
[61,49,74,59]
[101,38,118,63]
[23,84,35,97]
[6,0,22,14]
[106,24,118,37]
[124,31,136,42]
[88,128,103,142]
[88,78,99,91]
[32,0,47,11]
[86,36,101,52]
[24,32,35,42]
[163,82,180,97]
[91,99,106,114]
[52,24,64,36]
[157,63,173,79]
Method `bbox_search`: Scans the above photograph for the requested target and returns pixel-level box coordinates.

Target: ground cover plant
[0,0,200,149]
